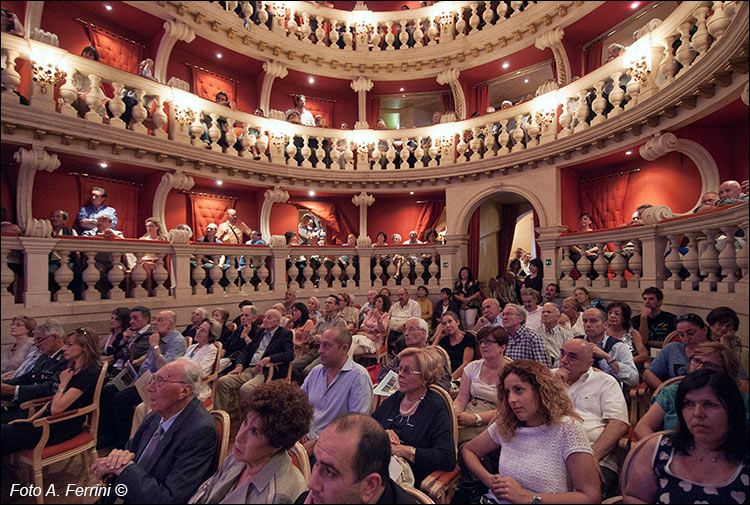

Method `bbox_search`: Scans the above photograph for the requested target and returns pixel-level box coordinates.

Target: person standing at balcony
[630,286,677,345]
[291,94,315,127]
[693,191,720,212]
[454,266,482,330]
[718,179,749,204]
[298,213,324,246]
[216,208,251,245]
[77,186,118,234]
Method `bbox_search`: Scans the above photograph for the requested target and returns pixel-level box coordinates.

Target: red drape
[189,194,237,240]
[79,177,139,238]
[579,172,631,229]
[497,204,520,273]
[585,40,604,74]
[299,96,333,128]
[467,208,480,276]
[475,84,489,115]
[87,25,142,74]
[190,66,237,103]
[441,92,454,114]
[292,201,356,244]
[368,97,381,129]
[414,201,445,241]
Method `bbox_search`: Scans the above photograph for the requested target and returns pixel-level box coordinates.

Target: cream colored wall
[510,207,535,261]
[478,201,501,282]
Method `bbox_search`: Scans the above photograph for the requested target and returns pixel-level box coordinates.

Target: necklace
[400,392,426,416]
[690,444,721,463]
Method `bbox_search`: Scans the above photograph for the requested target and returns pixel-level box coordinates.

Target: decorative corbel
[436,68,466,120]
[534,27,571,85]
[155,20,196,84]
[260,61,288,116]
[13,146,60,237]
[261,186,289,243]
[153,172,194,236]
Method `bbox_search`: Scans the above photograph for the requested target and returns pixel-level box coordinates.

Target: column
[260,186,289,243]
[19,237,54,307]
[436,68,467,120]
[351,192,374,244]
[155,20,196,84]
[534,27,571,85]
[259,61,288,116]
[350,77,374,129]
[152,172,195,237]
[13,146,60,237]
[536,226,569,288]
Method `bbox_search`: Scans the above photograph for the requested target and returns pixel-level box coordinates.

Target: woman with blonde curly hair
[461,360,600,504]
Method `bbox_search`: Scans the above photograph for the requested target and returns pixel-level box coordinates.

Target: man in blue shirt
[76,186,118,234]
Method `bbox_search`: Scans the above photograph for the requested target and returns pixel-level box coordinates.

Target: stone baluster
[413,18,424,48]
[150,253,167,297]
[300,13,312,43]
[300,135,312,168]
[455,7,467,37]
[314,136,326,169]
[81,251,100,301]
[496,1,509,20]
[130,89,148,134]
[558,97,574,137]
[257,257,270,292]
[717,224,738,293]
[510,1,523,15]
[239,122,254,157]
[590,81,607,126]
[415,257,425,285]
[663,233,684,290]
[314,260,326,288]
[384,21,395,50]
[370,24,382,50]
[344,141,355,170]
[330,141,342,169]
[108,82,127,129]
[497,119,510,154]
[413,137,425,168]
[526,115,540,148]
[398,20,409,48]
[624,74,642,111]
[691,5,712,62]
[58,72,79,118]
[469,128,482,161]
[130,253,148,298]
[607,73,625,118]
[609,242,628,288]
[398,138,410,168]
[343,21,354,50]
[510,115,526,153]
[558,247,575,289]
[207,260,223,295]
[427,139,439,167]
[108,253,126,299]
[315,16,326,46]
[592,243,610,288]
[287,8,299,37]
[1,48,22,105]
[256,132,269,160]
[151,96,168,139]
[456,133,468,162]
[85,74,106,122]
[428,254,439,287]
[192,258,207,295]
[675,21,697,77]
[345,259,356,287]
[385,140,397,169]
[207,113,223,152]
[399,260,409,285]
[699,230,720,291]
[372,259,384,287]
[426,16,438,45]
[286,135,297,165]
[53,249,75,302]
[706,1,731,41]
[469,3,480,33]
[483,1,494,25]
[331,260,343,288]
[240,256,254,293]
[386,260,397,288]
[573,89,589,133]
[576,245,592,287]
[628,239,642,287]
[329,19,340,48]
[224,255,238,294]
[659,33,679,87]
[681,232,701,289]
[298,260,310,288]
[225,121,239,155]
[736,221,749,296]
[257,2,269,28]
[483,124,496,157]
[287,257,299,290]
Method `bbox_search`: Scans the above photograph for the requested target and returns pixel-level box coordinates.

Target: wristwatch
[606,357,616,365]
[531,493,542,504]
[152,345,160,350]
[474,413,483,426]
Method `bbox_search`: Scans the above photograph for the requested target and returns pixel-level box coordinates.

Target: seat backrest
[619,430,668,496]
[89,360,109,440]
[288,441,311,481]
[203,341,223,409]
[402,486,436,504]
[431,345,452,374]
[185,336,193,347]
[428,384,458,452]
[663,330,682,345]
[211,409,230,467]
[652,375,684,398]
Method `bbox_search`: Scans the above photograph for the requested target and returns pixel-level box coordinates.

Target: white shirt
[535,324,574,366]
[525,307,542,331]
[554,367,629,472]
[388,299,421,331]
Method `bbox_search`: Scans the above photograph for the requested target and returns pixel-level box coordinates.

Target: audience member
[300,327,372,455]
[49,209,77,237]
[473,298,503,332]
[184,318,220,401]
[569,213,599,278]
[1,316,37,376]
[245,229,266,245]
[351,293,390,357]
[497,271,519,307]
[605,301,648,368]
[455,326,509,444]
[461,360,600,503]
[371,347,455,487]
[580,308,638,387]
[102,307,131,361]
[283,289,297,316]
[706,306,742,359]
[433,287,461,329]
[413,286,433,328]
[519,251,532,276]
[624,370,749,504]
[559,296,585,336]
[199,91,238,150]
[537,303,573,366]
[358,289,377,321]
[718,179,748,204]
[500,304,551,366]
[454,267,482,329]
[105,307,153,380]
[291,95,315,126]
[432,311,476,380]
[77,186,118,234]
[605,42,626,62]
[298,413,420,504]
[523,258,544,293]
[630,286,677,344]
[694,191,719,212]
[387,288,421,354]
[183,307,209,340]
[81,214,123,238]
[520,288,543,330]
[339,292,360,332]
[298,213,324,245]
[554,339,629,499]
[92,359,217,504]
[543,283,563,309]
[216,208,252,245]
[212,307,237,354]
[190,381,312,504]
[1,7,24,36]
[292,295,348,383]
[288,301,315,359]
[574,287,605,311]
[307,296,322,321]
[635,341,748,440]
[2,327,102,457]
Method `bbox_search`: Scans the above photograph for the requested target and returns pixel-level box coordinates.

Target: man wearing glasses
[1,319,68,421]
[92,358,217,504]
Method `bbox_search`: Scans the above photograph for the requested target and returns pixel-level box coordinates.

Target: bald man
[718,179,748,204]
[216,209,252,244]
[554,339,629,500]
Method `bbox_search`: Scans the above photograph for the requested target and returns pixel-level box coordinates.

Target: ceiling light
[105,4,112,11]
[516,71,521,75]
[216,180,223,185]
[502,62,510,69]
[309,190,315,196]
[409,191,414,195]
[308,77,314,84]
[216,52,222,59]
[400,87,404,91]
[630,2,640,9]
[524,78,529,83]
[625,151,632,155]
[99,162,108,168]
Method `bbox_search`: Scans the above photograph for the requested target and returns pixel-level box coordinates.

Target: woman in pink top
[351,294,391,357]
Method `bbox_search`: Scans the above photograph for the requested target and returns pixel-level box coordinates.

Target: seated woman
[522,258,544,294]
[706,306,743,360]
[497,271,518,307]
[433,287,461,330]
[189,381,313,504]
[605,301,649,369]
[137,217,167,291]
[416,285,434,326]
[624,369,749,504]
[287,302,314,360]
[635,342,749,439]
[461,360,600,504]
[1,316,36,377]
[101,307,131,358]
[432,311,475,380]
[1,327,102,457]
[454,326,509,444]
[371,347,456,488]
[185,318,220,402]
[339,292,360,332]
[558,297,585,337]
[574,287,605,311]
[351,294,391,357]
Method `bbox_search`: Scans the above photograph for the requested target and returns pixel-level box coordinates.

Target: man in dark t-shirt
[630,287,677,343]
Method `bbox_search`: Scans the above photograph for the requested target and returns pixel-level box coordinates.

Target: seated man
[473,298,503,332]
[183,307,209,340]
[555,339,629,500]
[693,191,719,212]
[92,359,217,504]
[630,286,677,345]
[717,179,749,205]
[1,320,68,421]
[536,302,574,367]
[301,327,372,455]
[581,308,639,388]
[292,295,347,384]
[298,413,419,504]
[387,288,422,354]
[108,306,153,377]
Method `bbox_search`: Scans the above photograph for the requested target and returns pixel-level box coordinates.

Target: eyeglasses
[149,375,190,387]
[397,366,422,376]
[33,334,52,344]
[478,339,498,346]
[689,357,724,371]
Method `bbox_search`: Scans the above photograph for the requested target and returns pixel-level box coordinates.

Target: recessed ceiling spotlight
[216,180,223,185]
[401,94,406,98]
[308,77,315,84]
[409,191,414,195]
[625,151,632,155]
[99,162,108,168]
[308,190,315,196]
[524,78,529,83]
[516,71,521,75]
[630,1,640,9]
[216,52,222,59]
[400,87,404,91]
[105,4,112,11]
[502,62,510,69]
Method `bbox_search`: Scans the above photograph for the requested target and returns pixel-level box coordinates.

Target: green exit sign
[443,262,449,269]
[545,259,552,266]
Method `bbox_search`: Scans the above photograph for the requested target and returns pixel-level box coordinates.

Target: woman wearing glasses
[635,341,749,439]
[1,327,102,457]
[454,326,509,444]
[371,347,456,488]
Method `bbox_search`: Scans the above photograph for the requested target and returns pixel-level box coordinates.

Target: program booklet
[110,361,137,391]
[373,370,399,396]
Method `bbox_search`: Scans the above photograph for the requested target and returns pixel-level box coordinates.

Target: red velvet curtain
[467,208,480,276]
[497,204,520,273]
[302,96,333,127]
[414,201,445,240]
[189,194,237,240]
[585,40,604,74]
[293,201,356,244]
[87,24,142,74]
[475,84,489,115]
[441,92,454,114]
[79,177,139,238]
[368,97,381,129]
[579,172,631,229]
[190,66,237,103]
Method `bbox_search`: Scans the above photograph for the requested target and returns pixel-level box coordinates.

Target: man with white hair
[92,358,217,504]
[718,179,748,204]
[500,304,550,366]
[403,231,422,245]
[183,307,209,339]
[536,302,574,366]
[473,298,503,332]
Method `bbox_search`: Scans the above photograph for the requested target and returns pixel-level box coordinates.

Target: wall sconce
[30,48,66,92]
[625,47,651,82]
[269,1,289,18]
[351,10,374,34]
[435,1,455,25]
[533,91,558,129]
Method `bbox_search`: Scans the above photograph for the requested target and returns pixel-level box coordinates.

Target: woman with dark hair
[461,360,600,503]
[2,327,102,457]
[605,301,648,367]
[508,258,524,300]
[706,306,742,359]
[569,213,600,280]
[624,369,749,504]
[351,294,391,357]
[190,381,313,504]
[288,301,314,359]
[416,285,433,325]
[102,307,131,358]
[455,266,482,329]
[432,311,475,380]
[522,258,544,293]
[573,287,605,311]
[423,228,438,244]
[433,287,461,329]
